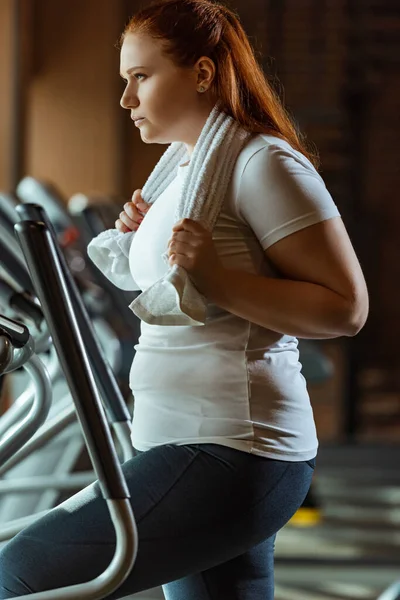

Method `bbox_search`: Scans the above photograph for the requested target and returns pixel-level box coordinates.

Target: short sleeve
[235,143,341,250]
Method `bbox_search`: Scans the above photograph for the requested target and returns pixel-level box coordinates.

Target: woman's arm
[209,217,369,339]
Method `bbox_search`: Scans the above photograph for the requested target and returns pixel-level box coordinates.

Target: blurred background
[0,1,400,599]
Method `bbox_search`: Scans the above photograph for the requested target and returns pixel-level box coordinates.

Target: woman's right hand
[115,189,151,233]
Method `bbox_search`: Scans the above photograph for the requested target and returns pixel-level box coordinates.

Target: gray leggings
[0,443,315,599]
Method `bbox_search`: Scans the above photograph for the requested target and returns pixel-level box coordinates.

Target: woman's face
[120,33,215,156]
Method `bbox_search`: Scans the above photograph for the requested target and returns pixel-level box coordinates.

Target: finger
[168,234,201,250]
[172,219,206,235]
[124,202,143,223]
[170,231,198,244]
[136,202,150,214]
[169,252,190,269]
[119,211,139,231]
[168,241,193,256]
[115,219,131,233]
[131,189,150,213]
[131,189,143,204]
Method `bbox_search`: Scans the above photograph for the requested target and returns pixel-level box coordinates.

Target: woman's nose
[120,88,138,110]
[120,91,130,109]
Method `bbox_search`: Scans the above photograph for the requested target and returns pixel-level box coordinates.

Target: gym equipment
[0,217,139,598]
[16,203,133,456]
[0,315,51,466]
[0,201,132,527]
[378,582,400,600]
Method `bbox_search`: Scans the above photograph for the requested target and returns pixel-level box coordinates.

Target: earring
[198,86,206,93]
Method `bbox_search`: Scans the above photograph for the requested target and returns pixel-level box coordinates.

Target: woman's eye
[121,74,146,85]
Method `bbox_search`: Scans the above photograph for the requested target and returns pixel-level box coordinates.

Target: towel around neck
[128,104,252,326]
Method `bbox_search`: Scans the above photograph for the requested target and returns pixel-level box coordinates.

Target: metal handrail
[14,219,138,599]
[0,349,53,467]
[377,582,400,600]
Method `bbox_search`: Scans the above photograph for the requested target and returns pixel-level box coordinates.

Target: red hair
[120,0,319,169]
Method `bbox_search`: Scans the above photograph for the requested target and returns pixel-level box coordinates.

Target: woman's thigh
[162,535,277,600]
[0,443,314,599]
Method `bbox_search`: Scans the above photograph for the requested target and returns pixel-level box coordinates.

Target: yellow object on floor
[287,507,323,527]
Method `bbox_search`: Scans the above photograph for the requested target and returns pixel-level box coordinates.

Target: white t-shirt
[128,133,340,460]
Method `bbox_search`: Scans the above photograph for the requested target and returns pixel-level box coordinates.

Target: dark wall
[246,0,400,435]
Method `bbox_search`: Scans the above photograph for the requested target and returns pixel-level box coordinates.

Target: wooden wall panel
[0,0,13,191]
[26,0,124,199]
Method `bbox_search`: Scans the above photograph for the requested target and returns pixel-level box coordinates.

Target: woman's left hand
[167,219,225,298]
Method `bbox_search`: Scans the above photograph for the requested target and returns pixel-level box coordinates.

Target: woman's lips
[134,118,146,127]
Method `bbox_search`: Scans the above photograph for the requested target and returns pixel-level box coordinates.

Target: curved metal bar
[0,399,76,476]
[0,379,36,439]
[0,354,53,466]
[0,345,59,439]
[377,582,400,600]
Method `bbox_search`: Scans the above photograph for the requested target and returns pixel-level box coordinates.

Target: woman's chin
[141,132,168,145]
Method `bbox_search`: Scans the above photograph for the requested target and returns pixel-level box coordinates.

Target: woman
[0,0,368,598]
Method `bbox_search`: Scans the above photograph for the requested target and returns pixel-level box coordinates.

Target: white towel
[88,104,252,325]
[86,228,140,291]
